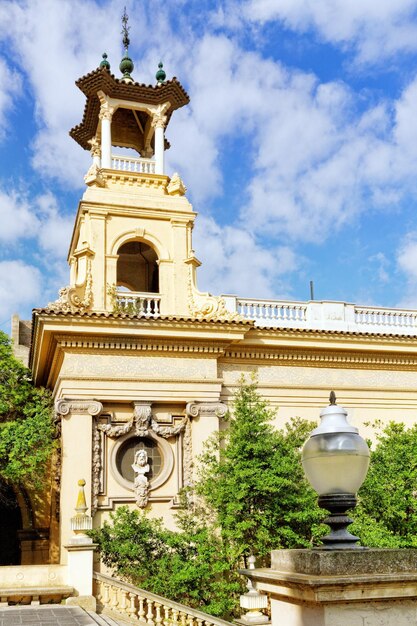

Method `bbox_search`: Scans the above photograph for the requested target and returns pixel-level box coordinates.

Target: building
[9,42,417,568]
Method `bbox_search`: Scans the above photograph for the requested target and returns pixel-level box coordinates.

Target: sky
[3,0,417,330]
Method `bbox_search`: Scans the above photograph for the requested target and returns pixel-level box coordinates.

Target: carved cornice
[222,348,417,371]
[186,402,227,418]
[56,336,227,355]
[55,398,103,416]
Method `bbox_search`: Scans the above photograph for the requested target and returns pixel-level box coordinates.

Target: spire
[99,52,110,70]
[119,7,134,83]
[156,61,166,85]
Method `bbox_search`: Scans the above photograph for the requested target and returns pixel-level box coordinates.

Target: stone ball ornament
[302,391,370,549]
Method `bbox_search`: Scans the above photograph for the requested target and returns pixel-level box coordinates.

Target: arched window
[117,241,159,293]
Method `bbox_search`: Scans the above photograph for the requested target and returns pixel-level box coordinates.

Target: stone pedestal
[240,549,417,626]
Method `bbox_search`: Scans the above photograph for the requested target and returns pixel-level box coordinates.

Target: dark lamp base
[316,493,366,550]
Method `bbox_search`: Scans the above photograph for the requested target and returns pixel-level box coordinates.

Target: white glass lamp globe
[302,401,370,496]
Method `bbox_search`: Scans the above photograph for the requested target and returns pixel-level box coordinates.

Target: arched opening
[0,482,22,565]
[117,241,159,293]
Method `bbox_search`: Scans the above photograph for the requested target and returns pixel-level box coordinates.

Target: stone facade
[9,58,417,567]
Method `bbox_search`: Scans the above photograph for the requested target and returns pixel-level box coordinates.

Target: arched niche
[116,240,159,294]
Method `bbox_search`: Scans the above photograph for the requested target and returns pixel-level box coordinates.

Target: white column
[153,114,166,175]
[99,105,113,169]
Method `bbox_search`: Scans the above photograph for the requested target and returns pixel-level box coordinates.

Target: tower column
[152,113,167,175]
[99,104,114,169]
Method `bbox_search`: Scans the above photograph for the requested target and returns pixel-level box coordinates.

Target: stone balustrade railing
[112,155,156,174]
[221,296,417,335]
[116,292,161,318]
[93,572,233,626]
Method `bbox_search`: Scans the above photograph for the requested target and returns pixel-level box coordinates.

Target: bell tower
[48,12,239,323]
[48,12,199,317]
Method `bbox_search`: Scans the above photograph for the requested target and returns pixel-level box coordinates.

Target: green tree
[0,330,54,490]
[89,502,244,618]
[197,377,322,563]
[351,421,417,548]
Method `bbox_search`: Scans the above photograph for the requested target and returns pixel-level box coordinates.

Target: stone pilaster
[55,399,103,561]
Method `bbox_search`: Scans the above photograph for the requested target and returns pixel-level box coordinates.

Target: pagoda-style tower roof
[70,66,189,152]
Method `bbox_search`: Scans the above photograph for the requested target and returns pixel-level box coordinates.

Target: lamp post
[302,392,370,549]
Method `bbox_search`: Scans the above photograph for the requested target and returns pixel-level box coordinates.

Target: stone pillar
[152,113,167,175]
[241,548,417,626]
[55,399,103,560]
[99,104,114,169]
[65,479,97,611]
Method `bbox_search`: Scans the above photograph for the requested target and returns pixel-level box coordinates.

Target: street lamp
[302,392,370,549]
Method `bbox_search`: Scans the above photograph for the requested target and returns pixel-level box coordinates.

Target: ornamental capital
[151,113,167,129]
[98,103,115,122]
[55,398,103,417]
[186,402,227,419]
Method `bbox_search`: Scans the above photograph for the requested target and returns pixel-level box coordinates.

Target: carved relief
[183,417,193,488]
[91,423,101,517]
[47,258,93,314]
[62,354,214,379]
[97,402,188,440]
[84,163,106,187]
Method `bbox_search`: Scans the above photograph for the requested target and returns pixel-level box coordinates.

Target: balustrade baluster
[102,583,110,607]
[120,590,128,613]
[110,585,119,610]
[146,599,155,625]
[155,602,163,626]
[163,606,170,626]
[180,612,187,626]
[172,609,179,626]
[127,592,137,618]
[138,596,146,622]
[187,615,194,626]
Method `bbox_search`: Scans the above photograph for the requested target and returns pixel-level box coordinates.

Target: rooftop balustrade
[222,295,417,335]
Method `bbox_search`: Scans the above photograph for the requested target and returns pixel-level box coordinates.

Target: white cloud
[0,189,38,242]
[0,260,42,321]
[34,192,74,258]
[193,215,298,298]
[242,0,417,65]
[0,58,22,140]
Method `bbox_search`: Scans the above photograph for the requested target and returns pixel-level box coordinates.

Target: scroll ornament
[47,259,93,314]
[187,268,243,323]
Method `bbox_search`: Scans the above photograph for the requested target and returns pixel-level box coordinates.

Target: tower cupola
[70,10,189,176]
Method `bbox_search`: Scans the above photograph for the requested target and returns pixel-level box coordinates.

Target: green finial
[119,6,134,81]
[156,61,166,84]
[100,52,110,70]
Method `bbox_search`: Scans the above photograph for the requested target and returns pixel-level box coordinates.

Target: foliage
[90,378,323,618]
[89,501,244,618]
[351,421,417,548]
[197,377,322,562]
[0,330,55,490]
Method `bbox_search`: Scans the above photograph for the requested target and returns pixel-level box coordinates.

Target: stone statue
[132,449,150,508]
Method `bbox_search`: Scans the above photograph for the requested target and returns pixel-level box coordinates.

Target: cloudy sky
[2,0,417,330]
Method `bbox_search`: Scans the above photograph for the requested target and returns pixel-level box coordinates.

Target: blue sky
[3,0,417,330]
